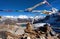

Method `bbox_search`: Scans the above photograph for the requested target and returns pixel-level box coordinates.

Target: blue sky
[0,0,60,17]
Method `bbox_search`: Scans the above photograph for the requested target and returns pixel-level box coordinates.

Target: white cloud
[18,15,28,19]
[35,16,45,19]
[29,16,33,18]
[3,15,45,19]
[3,15,33,19]
[52,8,58,13]
[4,16,14,18]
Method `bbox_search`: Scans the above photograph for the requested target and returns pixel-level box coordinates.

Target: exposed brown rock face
[6,32,21,39]
[24,23,60,39]
[0,22,60,39]
[57,34,60,39]
[0,31,7,39]
[24,22,37,35]
[25,22,33,32]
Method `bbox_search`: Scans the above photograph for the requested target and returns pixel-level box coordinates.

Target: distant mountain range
[0,13,60,26]
[0,15,45,24]
[33,13,60,33]
[0,15,34,24]
[33,13,60,27]
[0,13,60,32]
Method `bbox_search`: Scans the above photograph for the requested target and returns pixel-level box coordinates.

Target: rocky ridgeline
[0,22,60,39]
[20,22,60,39]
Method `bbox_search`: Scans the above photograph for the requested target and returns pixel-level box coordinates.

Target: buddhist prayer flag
[45,1,51,6]
[0,10,4,11]
[0,10,24,12]
[16,10,19,12]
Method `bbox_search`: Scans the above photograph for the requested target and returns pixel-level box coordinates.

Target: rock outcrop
[0,22,59,39]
